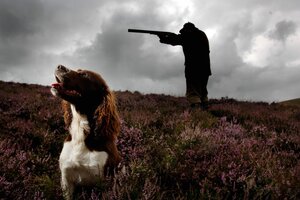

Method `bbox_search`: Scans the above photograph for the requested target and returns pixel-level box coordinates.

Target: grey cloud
[210,63,300,102]
[269,20,297,41]
[0,0,44,68]
[72,0,184,90]
[0,8,33,38]
[0,0,43,38]
[206,9,300,101]
[0,0,107,82]
[209,22,246,84]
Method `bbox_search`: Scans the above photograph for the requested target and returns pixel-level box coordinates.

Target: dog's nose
[57,65,69,72]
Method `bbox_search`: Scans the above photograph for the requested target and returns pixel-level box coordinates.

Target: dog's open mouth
[51,76,81,97]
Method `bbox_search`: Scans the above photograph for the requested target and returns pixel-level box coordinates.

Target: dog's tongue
[51,83,62,89]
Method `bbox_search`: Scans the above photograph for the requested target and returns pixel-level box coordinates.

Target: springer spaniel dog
[50,65,121,199]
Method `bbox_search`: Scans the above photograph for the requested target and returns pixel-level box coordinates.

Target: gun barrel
[128,29,172,35]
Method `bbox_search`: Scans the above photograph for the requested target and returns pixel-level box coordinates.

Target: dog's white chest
[59,105,108,185]
[59,142,108,184]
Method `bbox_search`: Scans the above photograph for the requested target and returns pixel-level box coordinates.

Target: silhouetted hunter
[129,22,211,109]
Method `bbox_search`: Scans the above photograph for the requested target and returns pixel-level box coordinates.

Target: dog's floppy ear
[93,90,120,139]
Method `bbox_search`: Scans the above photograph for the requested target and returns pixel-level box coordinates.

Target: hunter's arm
[159,33,182,46]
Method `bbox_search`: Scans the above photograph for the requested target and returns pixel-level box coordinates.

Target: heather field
[0,80,299,199]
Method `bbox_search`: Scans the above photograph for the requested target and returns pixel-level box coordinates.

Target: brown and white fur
[50,65,121,199]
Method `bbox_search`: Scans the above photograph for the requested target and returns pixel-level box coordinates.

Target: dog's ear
[93,90,120,139]
[62,100,72,129]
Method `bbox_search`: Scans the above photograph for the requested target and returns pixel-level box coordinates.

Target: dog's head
[51,65,108,107]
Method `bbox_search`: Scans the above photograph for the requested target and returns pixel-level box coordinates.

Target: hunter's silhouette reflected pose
[158,22,211,109]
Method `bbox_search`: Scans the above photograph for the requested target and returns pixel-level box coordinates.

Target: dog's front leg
[61,170,75,200]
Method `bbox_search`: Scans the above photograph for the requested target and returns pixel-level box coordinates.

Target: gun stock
[128,29,173,36]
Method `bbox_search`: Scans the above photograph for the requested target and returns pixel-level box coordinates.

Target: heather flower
[0,82,299,199]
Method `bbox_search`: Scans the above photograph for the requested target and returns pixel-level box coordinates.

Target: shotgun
[128,29,174,37]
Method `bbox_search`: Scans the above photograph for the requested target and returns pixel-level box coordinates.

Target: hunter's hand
[158,33,175,43]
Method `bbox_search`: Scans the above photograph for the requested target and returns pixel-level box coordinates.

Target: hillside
[280,98,300,108]
[0,81,299,199]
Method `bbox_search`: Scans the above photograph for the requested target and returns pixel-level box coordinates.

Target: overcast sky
[1,0,299,102]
